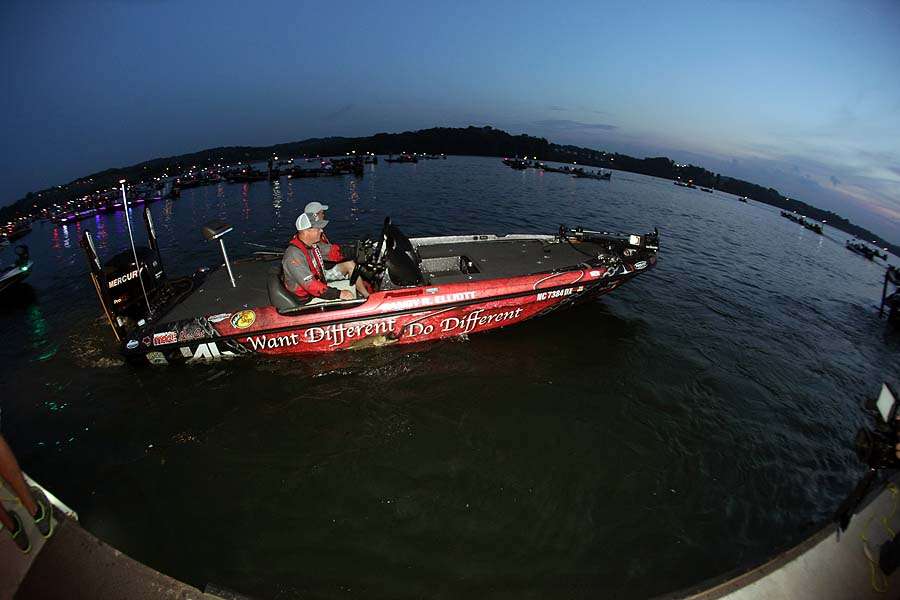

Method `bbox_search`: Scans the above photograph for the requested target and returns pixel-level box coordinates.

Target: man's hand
[339,290,356,300]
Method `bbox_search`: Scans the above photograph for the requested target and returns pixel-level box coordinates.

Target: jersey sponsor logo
[153,331,177,346]
[230,310,256,329]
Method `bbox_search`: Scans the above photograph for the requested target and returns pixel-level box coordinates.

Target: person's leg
[0,435,36,516]
[334,260,369,298]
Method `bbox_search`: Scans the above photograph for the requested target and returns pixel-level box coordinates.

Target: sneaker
[5,511,30,553]
[29,487,56,539]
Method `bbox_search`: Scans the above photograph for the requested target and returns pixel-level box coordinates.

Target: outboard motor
[82,232,163,339]
[80,205,166,340]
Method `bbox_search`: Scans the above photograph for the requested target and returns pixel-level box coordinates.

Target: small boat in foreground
[0,246,33,294]
[81,212,659,364]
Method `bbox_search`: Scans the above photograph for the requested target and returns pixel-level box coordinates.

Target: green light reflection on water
[27,304,59,361]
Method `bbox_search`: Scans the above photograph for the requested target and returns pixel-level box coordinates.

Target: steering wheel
[350,218,391,286]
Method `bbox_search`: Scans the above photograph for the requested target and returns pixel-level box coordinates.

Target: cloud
[532,119,617,132]
[548,105,569,112]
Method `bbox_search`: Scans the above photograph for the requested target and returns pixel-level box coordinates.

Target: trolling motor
[559,225,659,251]
[201,219,236,287]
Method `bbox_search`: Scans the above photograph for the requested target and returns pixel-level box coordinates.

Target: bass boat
[81,209,659,364]
[0,246,33,295]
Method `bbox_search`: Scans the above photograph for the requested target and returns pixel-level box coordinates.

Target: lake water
[1,156,898,598]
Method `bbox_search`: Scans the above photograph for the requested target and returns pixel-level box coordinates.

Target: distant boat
[385,153,418,163]
[700,187,713,193]
[780,210,822,234]
[847,240,888,261]
[4,222,31,241]
[572,168,611,180]
[224,167,268,183]
[738,196,749,203]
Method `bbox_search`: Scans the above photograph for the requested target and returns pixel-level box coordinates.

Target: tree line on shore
[2,125,895,256]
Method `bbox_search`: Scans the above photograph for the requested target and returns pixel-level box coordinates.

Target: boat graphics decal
[207,312,231,324]
[146,351,168,365]
[153,331,177,346]
[383,290,477,311]
[126,339,139,350]
[180,342,236,362]
[230,309,256,329]
[536,286,584,301]
[234,296,568,357]
[108,268,140,289]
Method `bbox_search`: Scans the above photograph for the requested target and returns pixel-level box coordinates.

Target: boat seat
[267,265,359,315]
[268,265,304,313]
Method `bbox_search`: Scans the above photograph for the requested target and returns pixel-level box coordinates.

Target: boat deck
[158,259,275,324]
[157,238,604,324]
[415,238,600,283]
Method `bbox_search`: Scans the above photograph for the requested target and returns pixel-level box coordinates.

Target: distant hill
[2,125,896,256]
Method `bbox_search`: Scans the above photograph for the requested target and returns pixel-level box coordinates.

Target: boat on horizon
[572,168,611,181]
[3,222,32,241]
[80,212,659,364]
[847,239,888,261]
[385,153,418,163]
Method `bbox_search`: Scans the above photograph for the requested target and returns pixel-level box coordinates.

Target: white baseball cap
[295,212,328,231]
[304,201,329,214]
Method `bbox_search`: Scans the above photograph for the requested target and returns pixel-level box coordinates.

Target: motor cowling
[101,247,163,320]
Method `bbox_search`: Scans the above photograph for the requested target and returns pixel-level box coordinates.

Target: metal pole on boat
[880,268,890,319]
[120,180,153,315]
[220,238,236,287]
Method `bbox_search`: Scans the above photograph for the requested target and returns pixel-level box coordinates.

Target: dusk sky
[2,0,899,241]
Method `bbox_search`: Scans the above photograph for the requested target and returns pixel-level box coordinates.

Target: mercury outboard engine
[81,206,166,340]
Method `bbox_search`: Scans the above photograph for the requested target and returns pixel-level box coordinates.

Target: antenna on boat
[142,205,165,279]
[120,180,152,314]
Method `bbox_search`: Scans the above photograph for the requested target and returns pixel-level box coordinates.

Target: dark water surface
[2,156,899,598]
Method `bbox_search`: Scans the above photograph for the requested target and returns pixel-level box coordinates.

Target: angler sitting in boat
[284,211,370,302]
